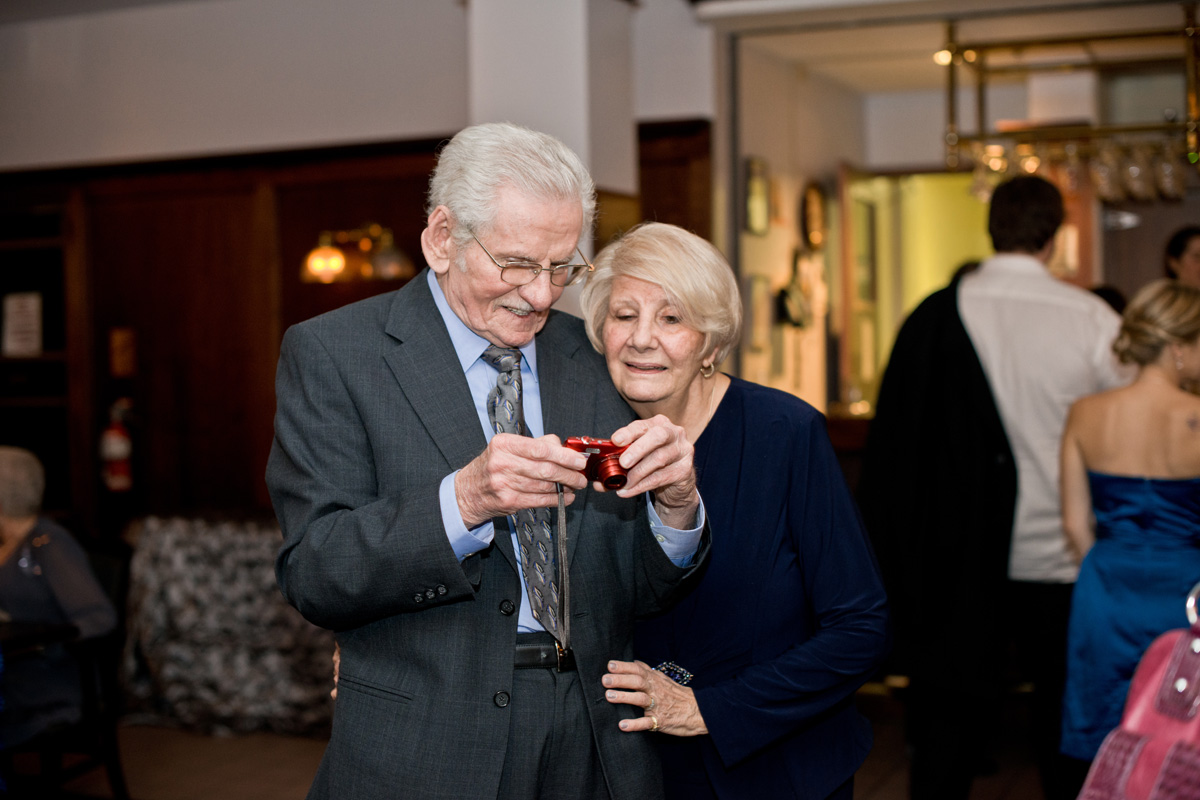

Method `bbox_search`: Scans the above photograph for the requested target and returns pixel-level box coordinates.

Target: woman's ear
[421,206,456,275]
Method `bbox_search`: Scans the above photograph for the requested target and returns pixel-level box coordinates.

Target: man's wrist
[652,489,699,529]
[454,462,488,529]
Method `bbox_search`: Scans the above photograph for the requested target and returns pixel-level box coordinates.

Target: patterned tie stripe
[481,345,562,643]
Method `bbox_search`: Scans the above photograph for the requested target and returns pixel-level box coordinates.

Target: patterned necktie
[481,345,564,646]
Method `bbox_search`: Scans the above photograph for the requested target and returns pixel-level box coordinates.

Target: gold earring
[700,363,715,378]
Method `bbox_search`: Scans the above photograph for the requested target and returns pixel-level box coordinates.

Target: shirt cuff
[645,492,705,567]
[440,470,495,560]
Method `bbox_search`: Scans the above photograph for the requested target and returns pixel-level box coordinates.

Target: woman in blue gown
[581,222,890,799]
[1059,279,1200,765]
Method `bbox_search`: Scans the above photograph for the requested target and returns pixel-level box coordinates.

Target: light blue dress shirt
[428,270,703,634]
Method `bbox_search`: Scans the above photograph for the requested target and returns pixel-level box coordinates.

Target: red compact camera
[564,436,628,490]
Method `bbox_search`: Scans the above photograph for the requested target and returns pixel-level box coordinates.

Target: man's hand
[456,434,589,528]
[609,415,699,529]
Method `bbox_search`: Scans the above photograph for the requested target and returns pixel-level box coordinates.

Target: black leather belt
[514,632,576,672]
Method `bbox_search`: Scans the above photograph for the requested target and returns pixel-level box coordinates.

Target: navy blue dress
[1060,471,1200,760]
[634,377,890,799]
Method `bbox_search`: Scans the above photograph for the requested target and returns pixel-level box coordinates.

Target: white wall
[0,0,471,170]
[632,0,715,122]
[864,83,1028,170]
[736,45,863,409]
[0,0,714,173]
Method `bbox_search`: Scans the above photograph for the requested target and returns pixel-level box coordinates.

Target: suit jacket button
[499,600,516,616]
[413,594,424,604]
[436,584,447,595]
[494,691,510,708]
[425,589,436,600]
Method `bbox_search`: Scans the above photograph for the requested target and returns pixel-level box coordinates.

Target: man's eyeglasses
[471,232,593,287]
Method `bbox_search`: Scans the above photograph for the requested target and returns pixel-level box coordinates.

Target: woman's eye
[662,315,680,325]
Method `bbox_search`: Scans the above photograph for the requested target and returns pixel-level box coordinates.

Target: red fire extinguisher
[100,397,133,492]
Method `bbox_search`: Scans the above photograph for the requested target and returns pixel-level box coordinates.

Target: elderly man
[267,122,709,800]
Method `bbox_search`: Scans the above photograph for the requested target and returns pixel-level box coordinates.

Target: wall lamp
[302,223,416,283]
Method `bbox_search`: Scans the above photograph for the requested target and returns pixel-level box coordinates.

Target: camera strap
[556,483,570,652]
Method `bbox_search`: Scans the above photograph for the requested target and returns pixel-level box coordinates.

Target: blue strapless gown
[1060,471,1200,760]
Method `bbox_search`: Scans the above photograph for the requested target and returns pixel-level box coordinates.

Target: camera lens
[595,453,627,490]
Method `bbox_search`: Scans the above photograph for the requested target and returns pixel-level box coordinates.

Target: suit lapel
[382,273,486,469]
[381,274,519,569]
[537,316,597,567]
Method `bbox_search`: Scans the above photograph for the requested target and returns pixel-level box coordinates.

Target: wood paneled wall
[0,124,711,536]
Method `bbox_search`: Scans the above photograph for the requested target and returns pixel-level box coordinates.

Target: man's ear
[421,205,456,275]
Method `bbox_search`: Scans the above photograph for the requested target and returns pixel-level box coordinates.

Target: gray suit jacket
[267,271,709,800]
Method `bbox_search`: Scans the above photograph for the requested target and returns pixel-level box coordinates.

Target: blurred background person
[1163,225,1200,287]
[859,175,1132,800]
[1090,284,1128,314]
[584,222,890,800]
[0,446,117,749]
[1059,279,1200,774]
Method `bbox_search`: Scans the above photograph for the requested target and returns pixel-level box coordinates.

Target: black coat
[857,278,1016,679]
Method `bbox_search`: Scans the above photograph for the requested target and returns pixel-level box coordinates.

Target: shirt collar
[981,253,1050,275]
[426,268,538,375]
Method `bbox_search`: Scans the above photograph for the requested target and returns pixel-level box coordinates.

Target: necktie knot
[483,346,525,437]
[482,345,521,375]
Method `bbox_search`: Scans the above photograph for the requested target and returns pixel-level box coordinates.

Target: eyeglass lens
[501,264,588,287]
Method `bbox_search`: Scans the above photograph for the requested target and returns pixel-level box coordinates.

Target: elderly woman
[583,222,890,800]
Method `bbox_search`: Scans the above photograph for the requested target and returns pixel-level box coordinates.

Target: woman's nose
[629,317,655,349]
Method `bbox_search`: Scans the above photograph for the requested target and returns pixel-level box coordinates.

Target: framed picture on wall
[799,182,827,251]
[852,199,877,304]
[744,157,770,235]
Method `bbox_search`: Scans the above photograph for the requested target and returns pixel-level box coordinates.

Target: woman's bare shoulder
[1066,387,1125,427]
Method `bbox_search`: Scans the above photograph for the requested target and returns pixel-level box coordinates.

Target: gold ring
[648,695,656,712]
[649,715,660,733]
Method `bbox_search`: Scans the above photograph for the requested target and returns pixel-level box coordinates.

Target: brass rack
[942,4,1199,174]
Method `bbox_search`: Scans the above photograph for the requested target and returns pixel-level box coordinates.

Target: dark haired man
[860,175,1132,800]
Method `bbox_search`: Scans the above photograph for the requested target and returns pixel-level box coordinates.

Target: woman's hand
[608,415,699,529]
[603,659,708,736]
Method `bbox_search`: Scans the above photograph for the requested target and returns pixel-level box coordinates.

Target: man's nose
[518,270,559,309]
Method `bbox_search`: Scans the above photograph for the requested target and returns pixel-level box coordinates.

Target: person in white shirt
[958,175,1133,799]
[861,174,1132,800]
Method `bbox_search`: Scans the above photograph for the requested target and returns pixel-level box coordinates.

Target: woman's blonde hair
[1113,278,1200,365]
[580,222,742,367]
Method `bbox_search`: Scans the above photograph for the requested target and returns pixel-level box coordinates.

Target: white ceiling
[720,1,1189,93]
[1,0,1187,97]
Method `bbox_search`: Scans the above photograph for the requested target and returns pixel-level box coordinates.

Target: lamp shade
[303,234,346,283]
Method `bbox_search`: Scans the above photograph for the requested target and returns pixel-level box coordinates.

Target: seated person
[0,446,117,748]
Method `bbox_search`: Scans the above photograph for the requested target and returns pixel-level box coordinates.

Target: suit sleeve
[694,414,891,767]
[267,323,479,632]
